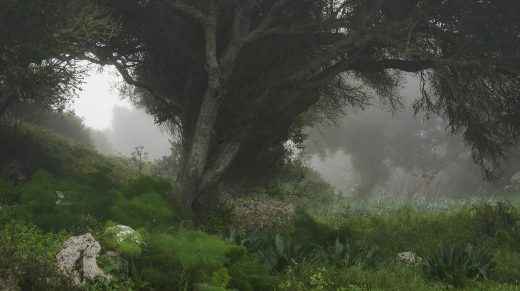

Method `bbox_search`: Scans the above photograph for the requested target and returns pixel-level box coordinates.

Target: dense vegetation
[1,120,520,290]
[2,0,520,290]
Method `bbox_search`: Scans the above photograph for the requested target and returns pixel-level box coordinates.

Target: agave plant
[226,227,264,253]
[423,243,496,287]
[332,236,385,268]
[257,234,314,271]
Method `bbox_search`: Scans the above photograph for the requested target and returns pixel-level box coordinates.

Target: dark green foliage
[18,170,119,231]
[120,175,172,200]
[423,243,496,287]
[0,179,19,204]
[110,192,177,229]
[292,210,351,246]
[332,236,386,268]
[110,175,186,229]
[20,106,94,147]
[0,122,132,181]
[194,195,235,233]
[0,0,115,119]
[256,234,314,272]
[472,201,520,250]
[0,222,69,290]
[138,230,277,290]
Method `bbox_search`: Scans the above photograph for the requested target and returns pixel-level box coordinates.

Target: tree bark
[173,0,223,209]
[0,93,12,119]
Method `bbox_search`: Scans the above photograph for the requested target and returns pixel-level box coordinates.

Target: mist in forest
[90,106,171,159]
[305,79,520,198]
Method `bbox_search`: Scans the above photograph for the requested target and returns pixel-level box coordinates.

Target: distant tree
[131,146,150,174]
[85,0,520,209]
[0,0,115,119]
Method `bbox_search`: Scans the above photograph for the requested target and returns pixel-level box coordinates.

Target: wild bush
[0,221,69,290]
[332,236,386,268]
[423,243,496,287]
[472,201,520,250]
[138,230,277,290]
[256,234,315,271]
[18,170,119,231]
[110,192,178,229]
[0,179,19,204]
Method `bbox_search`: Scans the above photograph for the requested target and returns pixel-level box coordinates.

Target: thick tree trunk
[0,93,11,119]
[174,88,221,209]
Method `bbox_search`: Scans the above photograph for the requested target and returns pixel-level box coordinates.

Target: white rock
[105,225,143,245]
[511,171,520,186]
[56,233,111,285]
[396,251,422,265]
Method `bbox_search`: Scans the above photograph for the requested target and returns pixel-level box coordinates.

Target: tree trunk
[0,93,11,119]
[173,87,221,209]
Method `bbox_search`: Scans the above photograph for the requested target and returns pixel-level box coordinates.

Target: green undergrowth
[1,121,520,290]
[0,122,132,181]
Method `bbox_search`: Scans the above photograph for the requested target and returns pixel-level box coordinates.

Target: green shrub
[257,234,314,271]
[227,259,279,291]
[120,175,172,200]
[17,170,119,231]
[291,210,350,246]
[140,230,245,289]
[332,236,385,268]
[104,224,144,257]
[472,201,520,250]
[0,179,19,204]
[110,192,178,229]
[423,243,496,287]
[0,221,69,290]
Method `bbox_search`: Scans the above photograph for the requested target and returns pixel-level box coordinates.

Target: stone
[56,233,111,285]
[104,225,143,256]
[511,171,520,186]
[104,225,143,245]
[396,251,422,265]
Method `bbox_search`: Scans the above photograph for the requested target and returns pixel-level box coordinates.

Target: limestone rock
[511,171,520,186]
[396,251,422,265]
[56,233,111,285]
[104,225,143,256]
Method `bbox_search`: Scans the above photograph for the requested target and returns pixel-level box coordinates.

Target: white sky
[72,66,132,130]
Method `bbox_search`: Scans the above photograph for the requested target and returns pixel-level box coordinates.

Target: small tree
[131,146,149,174]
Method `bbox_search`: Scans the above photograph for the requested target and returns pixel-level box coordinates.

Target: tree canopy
[0,0,115,117]
[2,0,520,209]
[80,0,520,207]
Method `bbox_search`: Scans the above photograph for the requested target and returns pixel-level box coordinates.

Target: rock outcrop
[511,171,520,186]
[56,233,111,285]
[396,251,422,265]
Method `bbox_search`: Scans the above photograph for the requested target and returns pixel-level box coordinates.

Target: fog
[74,71,519,197]
[73,67,171,160]
[305,78,520,198]
[91,106,171,160]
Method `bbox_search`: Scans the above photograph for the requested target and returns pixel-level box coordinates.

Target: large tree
[0,0,115,118]
[86,0,520,209]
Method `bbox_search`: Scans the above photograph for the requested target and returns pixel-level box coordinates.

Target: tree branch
[302,58,435,89]
[171,1,206,23]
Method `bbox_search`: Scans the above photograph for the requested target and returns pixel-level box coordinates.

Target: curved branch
[171,1,205,23]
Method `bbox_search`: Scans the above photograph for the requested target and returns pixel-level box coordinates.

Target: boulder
[56,233,111,285]
[396,251,422,265]
[104,225,143,256]
[511,171,520,186]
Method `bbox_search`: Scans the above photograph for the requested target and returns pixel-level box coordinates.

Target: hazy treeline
[305,80,520,198]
